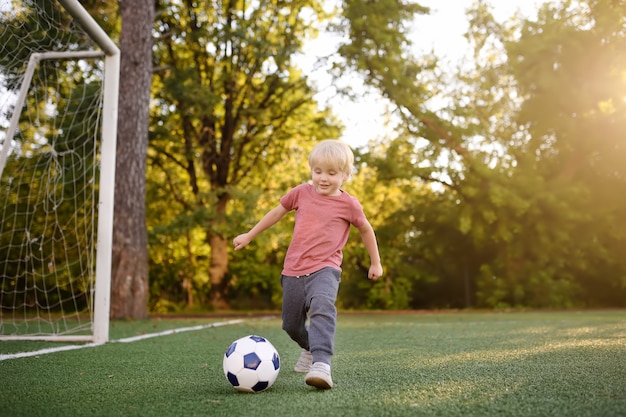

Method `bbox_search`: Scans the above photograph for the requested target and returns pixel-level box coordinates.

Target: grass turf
[0,311,624,417]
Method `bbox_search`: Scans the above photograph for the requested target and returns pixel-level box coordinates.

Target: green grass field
[1,311,625,417]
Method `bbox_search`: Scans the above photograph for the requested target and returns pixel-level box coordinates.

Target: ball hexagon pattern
[223,335,280,393]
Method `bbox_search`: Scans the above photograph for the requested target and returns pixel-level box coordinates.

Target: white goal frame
[0,0,119,344]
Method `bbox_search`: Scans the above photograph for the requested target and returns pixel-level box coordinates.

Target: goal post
[0,0,119,344]
[59,0,121,346]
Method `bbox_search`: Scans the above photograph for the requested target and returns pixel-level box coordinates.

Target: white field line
[0,318,245,361]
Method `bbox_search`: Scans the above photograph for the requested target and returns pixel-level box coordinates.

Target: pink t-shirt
[279,183,367,276]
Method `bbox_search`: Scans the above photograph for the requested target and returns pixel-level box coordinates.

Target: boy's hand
[233,233,251,251]
[368,263,383,280]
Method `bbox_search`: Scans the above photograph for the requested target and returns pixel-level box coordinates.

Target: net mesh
[0,0,105,338]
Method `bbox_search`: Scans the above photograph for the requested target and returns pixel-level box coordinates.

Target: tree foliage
[147,0,340,310]
[144,0,626,311]
[4,0,625,314]
[333,0,626,309]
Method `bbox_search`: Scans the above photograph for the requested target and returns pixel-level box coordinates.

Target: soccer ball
[223,335,280,393]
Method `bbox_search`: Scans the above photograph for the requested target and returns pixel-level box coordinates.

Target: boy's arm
[357,220,383,280]
[233,204,288,251]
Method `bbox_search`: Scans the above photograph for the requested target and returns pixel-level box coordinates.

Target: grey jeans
[280,267,341,366]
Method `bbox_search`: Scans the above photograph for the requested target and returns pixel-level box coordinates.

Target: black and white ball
[223,335,280,393]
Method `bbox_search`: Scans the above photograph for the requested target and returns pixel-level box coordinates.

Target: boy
[233,139,383,389]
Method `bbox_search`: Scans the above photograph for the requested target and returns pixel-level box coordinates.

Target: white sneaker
[305,362,333,389]
[293,350,312,372]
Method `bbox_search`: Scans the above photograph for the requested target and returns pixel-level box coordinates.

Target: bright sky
[301,0,545,148]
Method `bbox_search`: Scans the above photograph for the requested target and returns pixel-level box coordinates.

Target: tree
[110,0,154,318]
[148,0,340,309]
[502,0,626,306]
[333,0,487,307]
[337,0,626,308]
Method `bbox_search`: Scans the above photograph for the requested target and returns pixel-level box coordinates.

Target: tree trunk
[208,233,230,310]
[207,195,230,310]
[110,0,154,319]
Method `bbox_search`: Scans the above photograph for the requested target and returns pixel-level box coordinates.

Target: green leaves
[141,0,626,310]
[146,0,341,308]
[336,0,626,309]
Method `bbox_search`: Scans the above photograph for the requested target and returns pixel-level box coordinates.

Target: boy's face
[310,161,348,196]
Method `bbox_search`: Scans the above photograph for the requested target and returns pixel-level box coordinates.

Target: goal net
[0,0,119,343]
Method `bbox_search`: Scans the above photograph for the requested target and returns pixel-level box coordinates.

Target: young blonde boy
[233,139,383,389]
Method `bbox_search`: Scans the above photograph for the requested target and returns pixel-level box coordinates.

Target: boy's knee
[282,317,305,336]
[310,295,336,315]
[282,320,309,350]
[281,320,296,334]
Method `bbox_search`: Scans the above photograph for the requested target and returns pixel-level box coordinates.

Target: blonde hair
[308,140,355,178]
